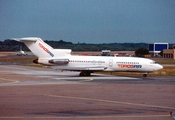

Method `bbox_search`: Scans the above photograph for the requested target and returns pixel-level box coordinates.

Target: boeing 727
[13,37,163,77]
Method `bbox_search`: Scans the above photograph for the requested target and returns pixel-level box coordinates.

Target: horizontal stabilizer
[11,37,38,42]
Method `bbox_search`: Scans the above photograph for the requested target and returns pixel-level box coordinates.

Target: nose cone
[156,64,163,70]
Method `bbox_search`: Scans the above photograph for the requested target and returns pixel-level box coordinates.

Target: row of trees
[0,39,148,52]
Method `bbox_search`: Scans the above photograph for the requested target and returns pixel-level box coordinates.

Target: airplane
[17,46,27,56]
[12,37,163,77]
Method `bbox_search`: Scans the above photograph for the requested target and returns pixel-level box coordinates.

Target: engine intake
[33,59,39,64]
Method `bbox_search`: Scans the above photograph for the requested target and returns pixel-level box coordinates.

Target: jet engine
[48,59,69,65]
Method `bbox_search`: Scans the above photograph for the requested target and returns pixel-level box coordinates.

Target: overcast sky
[0,0,175,43]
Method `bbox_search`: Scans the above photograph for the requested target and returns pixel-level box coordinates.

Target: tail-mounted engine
[48,59,69,65]
[33,58,69,65]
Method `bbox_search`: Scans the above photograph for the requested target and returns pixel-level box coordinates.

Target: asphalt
[0,65,175,120]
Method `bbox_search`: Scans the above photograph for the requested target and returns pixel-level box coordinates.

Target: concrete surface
[0,65,175,120]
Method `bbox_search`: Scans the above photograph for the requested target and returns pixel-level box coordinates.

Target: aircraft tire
[86,72,91,76]
[143,74,147,77]
[79,71,91,76]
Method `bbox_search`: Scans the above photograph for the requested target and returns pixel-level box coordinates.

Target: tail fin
[13,37,54,58]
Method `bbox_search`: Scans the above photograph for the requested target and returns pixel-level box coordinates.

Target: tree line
[0,39,148,52]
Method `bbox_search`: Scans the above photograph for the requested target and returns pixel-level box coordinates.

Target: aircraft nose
[157,64,163,70]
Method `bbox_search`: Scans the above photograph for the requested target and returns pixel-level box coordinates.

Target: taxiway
[0,65,174,120]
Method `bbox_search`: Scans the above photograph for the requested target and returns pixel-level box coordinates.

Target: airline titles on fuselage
[116,62,142,68]
[118,64,142,68]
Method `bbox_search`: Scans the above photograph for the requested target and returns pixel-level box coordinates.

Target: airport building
[163,45,175,59]
[149,43,169,57]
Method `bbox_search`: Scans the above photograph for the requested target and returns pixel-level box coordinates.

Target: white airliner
[13,37,163,77]
[17,46,27,56]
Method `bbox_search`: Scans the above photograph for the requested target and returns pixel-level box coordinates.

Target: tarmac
[0,65,175,120]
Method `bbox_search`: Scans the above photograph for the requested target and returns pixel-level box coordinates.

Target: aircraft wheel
[79,72,91,76]
[86,72,91,76]
[143,74,147,77]
[79,72,84,76]
[79,72,87,76]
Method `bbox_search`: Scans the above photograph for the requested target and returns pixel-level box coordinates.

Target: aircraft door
[109,59,113,67]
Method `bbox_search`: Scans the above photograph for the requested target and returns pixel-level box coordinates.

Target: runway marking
[0,77,19,85]
[43,94,175,110]
[82,78,93,82]
[54,77,94,82]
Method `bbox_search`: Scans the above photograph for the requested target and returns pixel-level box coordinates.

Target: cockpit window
[150,61,157,64]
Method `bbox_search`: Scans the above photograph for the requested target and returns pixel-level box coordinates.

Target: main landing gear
[79,71,91,76]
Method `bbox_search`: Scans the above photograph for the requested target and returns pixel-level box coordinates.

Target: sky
[0,0,175,43]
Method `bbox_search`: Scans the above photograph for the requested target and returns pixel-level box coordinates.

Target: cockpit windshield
[150,61,157,64]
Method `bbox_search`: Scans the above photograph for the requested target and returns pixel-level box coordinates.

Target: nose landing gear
[143,73,147,77]
[143,74,147,77]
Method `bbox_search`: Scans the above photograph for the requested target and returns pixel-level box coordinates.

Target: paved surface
[0,65,175,120]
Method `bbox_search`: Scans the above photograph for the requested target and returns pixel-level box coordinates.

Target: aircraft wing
[52,66,107,71]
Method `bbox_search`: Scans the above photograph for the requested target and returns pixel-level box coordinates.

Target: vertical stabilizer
[14,37,54,58]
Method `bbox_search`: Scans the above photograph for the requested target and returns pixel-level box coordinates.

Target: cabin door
[109,59,113,67]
